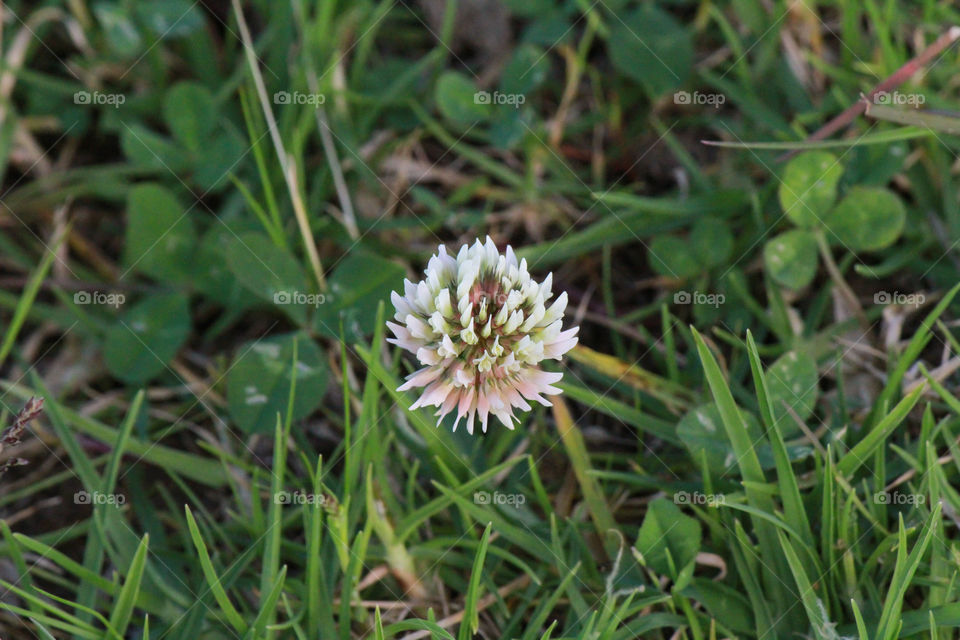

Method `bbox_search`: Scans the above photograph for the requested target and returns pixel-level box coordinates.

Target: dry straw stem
[231,0,328,291]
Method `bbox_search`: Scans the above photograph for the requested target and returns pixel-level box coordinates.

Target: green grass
[2,0,960,638]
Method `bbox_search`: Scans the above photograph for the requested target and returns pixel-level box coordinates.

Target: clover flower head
[387,237,579,434]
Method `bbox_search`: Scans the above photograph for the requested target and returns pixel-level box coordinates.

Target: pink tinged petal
[454,387,476,433]
[544,337,578,359]
[398,366,442,391]
[438,334,460,358]
[385,322,422,353]
[513,378,550,406]
[528,369,564,395]
[466,409,476,435]
[387,337,421,353]
[436,390,460,425]
[476,391,491,433]
[454,367,473,387]
[410,380,452,409]
[502,385,532,412]
[544,327,579,359]
[417,347,443,366]
[531,369,564,385]
[494,410,515,429]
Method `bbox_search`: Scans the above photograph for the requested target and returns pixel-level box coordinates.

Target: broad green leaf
[224,232,310,324]
[500,44,548,96]
[778,151,842,227]
[94,3,142,57]
[435,72,488,125]
[826,186,906,252]
[314,252,405,339]
[193,131,246,191]
[226,332,328,434]
[120,124,187,172]
[192,226,248,306]
[679,579,754,633]
[103,293,191,384]
[134,0,204,37]
[635,498,700,577]
[690,217,733,269]
[489,108,530,150]
[677,403,762,473]
[124,183,196,283]
[648,236,700,280]
[766,350,819,434]
[608,5,692,96]
[163,82,216,152]
[764,229,818,289]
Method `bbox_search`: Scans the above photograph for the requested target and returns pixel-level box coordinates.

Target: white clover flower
[387,236,579,434]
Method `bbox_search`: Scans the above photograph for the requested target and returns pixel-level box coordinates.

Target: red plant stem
[778,25,960,161]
